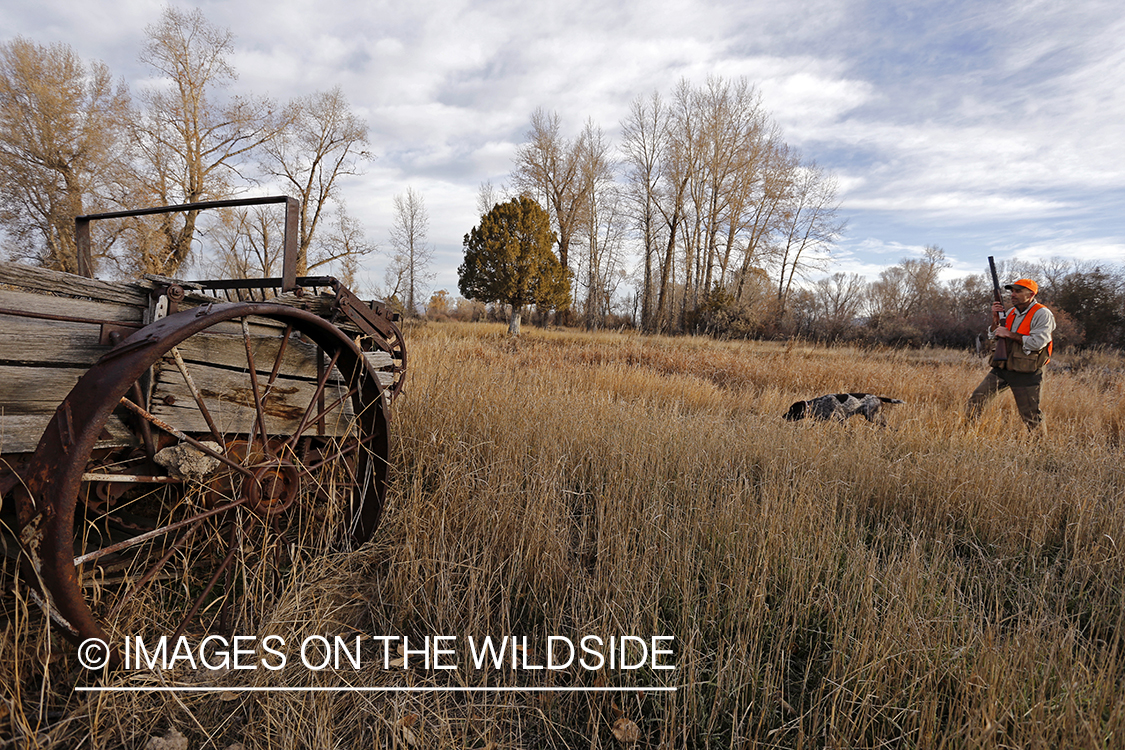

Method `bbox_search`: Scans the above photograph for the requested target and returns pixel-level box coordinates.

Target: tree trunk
[508,308,521,336]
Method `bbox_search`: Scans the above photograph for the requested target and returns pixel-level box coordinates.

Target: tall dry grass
[4,321,1125,748]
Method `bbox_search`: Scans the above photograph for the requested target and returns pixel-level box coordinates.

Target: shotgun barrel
[988,256,1007,362]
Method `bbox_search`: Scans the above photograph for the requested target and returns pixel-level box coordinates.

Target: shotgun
[988,256,1007,362]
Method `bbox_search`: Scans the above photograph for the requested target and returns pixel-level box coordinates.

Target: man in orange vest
[967,278,1056,430]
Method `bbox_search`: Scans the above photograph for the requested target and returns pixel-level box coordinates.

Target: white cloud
[1,0,1120,290]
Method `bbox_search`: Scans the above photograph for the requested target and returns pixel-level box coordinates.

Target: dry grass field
[4,321,1125,748]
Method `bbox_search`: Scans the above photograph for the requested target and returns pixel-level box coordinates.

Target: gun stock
[988,256,1007,362]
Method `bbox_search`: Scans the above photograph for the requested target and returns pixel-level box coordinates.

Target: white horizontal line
[77,686,676,693]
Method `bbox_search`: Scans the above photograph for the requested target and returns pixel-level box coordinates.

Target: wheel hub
[206,439,301,516]
[248,460,299,515]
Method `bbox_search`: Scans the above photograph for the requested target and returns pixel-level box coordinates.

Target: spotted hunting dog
[784,393,904,425]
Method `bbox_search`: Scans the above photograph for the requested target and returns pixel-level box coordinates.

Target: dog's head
[783,400,808,421]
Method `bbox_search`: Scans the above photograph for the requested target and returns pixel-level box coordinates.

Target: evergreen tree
[459,196,571,335]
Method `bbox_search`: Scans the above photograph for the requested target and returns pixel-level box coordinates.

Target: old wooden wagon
[0,197,405,664]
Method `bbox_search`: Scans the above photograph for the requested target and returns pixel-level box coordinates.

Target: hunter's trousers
[967,369,1044,430]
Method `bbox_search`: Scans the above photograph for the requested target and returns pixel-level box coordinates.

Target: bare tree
[388,187,433,316]
[867,245,950,322]
[129,7,286,275]
[682,78,777,327]
[620,92,666,331]
[733,136,792,303]
[866,265,911,321]
[260,87,370,274]
[812,272,867,339]
[652,80,700,332]
[773,161,845,318]
[316,208,374,288]
[477,179,509,216]
[512,108,590,272]
[572,121,625,327]
[515,76,848,335]
[204,205,284,279]
[0,38,130,272]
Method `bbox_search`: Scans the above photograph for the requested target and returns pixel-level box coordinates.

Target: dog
[784,393,904,425]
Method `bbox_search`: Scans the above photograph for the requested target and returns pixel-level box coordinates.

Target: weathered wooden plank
[0,315,112,366]
[150,361,358,438]
[0,361,363,450]
[0,260,149,307]
[167,331,391,388]
[0,413,136,455]
[0,365,87,412]
[0,288,145,324]
[365,351,393,369]
[169,330,328,380]
[0,365,141,453]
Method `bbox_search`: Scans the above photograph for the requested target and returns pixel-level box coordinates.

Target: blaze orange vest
[1005,302,1052,363]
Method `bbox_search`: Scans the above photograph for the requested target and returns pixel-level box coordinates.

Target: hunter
[967,278,1056,431]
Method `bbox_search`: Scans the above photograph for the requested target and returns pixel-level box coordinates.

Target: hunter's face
[1009,286,1034,307]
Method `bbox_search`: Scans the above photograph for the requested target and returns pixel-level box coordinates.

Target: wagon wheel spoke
[305,431,381,472]
[282,348,343,451]
[265,324,293,392]
[241,317,272,456]
[118,397,256,480]
[170,345,224,446]
[170,522,242,643]
[105,518,204,620]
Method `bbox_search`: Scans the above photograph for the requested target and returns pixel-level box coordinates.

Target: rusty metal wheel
[17,302,388,661]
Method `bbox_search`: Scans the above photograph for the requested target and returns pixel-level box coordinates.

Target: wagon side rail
[76,195,300,293]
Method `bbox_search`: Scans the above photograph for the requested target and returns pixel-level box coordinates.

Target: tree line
[463,80,1117,351]
[752,248,1121,351]
[0,7,430,304]
[482,77,843,335]
[447,232,1123,352]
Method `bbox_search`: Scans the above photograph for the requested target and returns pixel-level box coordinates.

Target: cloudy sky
[2,0,1122,297]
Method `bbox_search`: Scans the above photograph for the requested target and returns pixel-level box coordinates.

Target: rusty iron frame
[77,196,301,292]
[74,196,406,399]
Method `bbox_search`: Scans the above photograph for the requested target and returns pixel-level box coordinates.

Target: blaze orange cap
[1004,278,1038,295]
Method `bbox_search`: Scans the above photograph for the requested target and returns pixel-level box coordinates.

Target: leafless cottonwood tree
[0,38,131,273]
[477,179,509,217]
[652,80,699,333]
[129,7,287,275]
[512,108,590,273]
[773,162,845,318]
[620,91,666,331]
[811,272,868,339]
[317,209,373,289]
[682,78,776,325]
[204,205,285,279]
[615,77,845,334]
[387,187,433,316]
[732,137,793,303]
[574,121,625,327]
[260,87,370,275]
[204,202,372,287]
[866,244,949,322]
